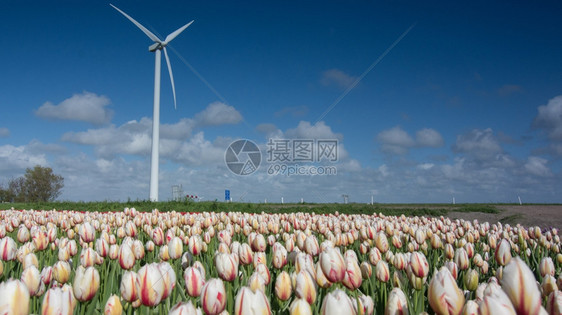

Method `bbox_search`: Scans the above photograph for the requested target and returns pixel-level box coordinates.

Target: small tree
[8,177,26,202]
[23,166,64,202]
[0,185,12,202]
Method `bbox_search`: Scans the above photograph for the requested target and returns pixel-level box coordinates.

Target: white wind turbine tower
[111,4,194,201]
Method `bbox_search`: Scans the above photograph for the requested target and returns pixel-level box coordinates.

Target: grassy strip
[0,200,505,217]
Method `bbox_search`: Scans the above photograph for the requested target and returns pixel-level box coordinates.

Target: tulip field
[0,207,561,315]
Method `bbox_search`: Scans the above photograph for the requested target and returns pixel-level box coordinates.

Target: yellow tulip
[104,295,122,315]
[275,271,292,301]
[0,279,29,315]
[290,298,312,315]
[541,275,558,298]
[52,260,71,284]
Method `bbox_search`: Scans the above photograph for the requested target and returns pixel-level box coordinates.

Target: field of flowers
[0,207,561,314]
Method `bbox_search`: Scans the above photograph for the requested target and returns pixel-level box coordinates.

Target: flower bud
[73,265,100,302]
[376,260,390,283]
[546,290,562,315]
[320,289,356,315]
[290,298,312,315]
[0,236,17,261]
[500,257,542,315]
[104,295,122,315]
[234,286,272,315]
[409,252,429,278]
[385,288,408,315]
[464,269,479,291]
[138,263,165,306]
[201,278,227,315]
[428,267,465,315]
[0,279,29,315]
[539,256,555,278]
[52,260,71,284]
[120,271,140,302]
[295,270,317,304]
[169,301,203,315]
[41,284,77,315]
[184,266,205,297]
[495,238,512,266]
[215,252,238,282]
[275,271,292,301]
[21,265,42,296]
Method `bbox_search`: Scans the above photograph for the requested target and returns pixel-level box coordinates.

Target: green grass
[499,214,524,225]
[0,200,506,217]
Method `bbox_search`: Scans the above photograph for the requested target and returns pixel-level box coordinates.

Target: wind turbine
[110,4,194,201]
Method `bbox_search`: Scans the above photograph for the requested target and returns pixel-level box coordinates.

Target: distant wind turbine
[110,4,194,201]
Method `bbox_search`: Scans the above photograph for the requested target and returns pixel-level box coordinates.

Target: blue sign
[225,190,230,201]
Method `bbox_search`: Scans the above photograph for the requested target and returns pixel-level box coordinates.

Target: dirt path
[447,205,562,231]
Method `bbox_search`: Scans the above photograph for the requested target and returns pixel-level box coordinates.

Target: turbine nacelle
[149,42,165,52]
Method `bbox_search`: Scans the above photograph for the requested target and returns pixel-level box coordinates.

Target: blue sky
[1,1,562,203]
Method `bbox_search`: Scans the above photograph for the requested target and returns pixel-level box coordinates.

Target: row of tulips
[0,207,561,314]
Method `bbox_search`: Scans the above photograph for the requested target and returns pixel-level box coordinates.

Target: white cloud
[61,102,243,160]
[320,69,357,89]
[377,126,415,155]
[194,102,243,126]
[534,95,562,143]
[0,144,48,175]
[285,121,343,140]
[377,126,444,155]
[417,163,434,170]
[0,128,9,138]
[524,156,551,177]
[452,128,503,160]
[415,128,444,147]
[35,91,113,125]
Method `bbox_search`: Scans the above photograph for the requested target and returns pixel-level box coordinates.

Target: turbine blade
[163,47,177,109]
[164,20,194,44]
[110,4,162,43]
